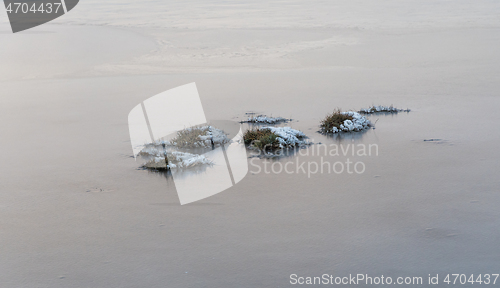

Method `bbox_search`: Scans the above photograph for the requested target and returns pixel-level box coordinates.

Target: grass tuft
[243,128,280,150]
[169,126,229,149]
[243,127,309,151]
[171,126,208,148]
[320,109,353,133]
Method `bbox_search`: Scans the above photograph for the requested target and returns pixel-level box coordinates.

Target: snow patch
[359,105,410,114]
[258,126,310,148]
[243,116,290,124]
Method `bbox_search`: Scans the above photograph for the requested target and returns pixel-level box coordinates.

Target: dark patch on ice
[85,187,113,193]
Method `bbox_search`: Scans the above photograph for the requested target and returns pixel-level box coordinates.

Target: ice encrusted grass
[169,126,230,149]
[243,126,310,150]
[320,110,371,134]
[137,125,230,170]
[142,151,213,170]
[359,105,410,114]
[139,145,213,170]
[242,115,291,124]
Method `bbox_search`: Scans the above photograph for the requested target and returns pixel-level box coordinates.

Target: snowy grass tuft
[141,150,213,170]
[169,126,230,149]
[242,115,291,124]
[320,110,371,134]
[243,126,310,150]
[137,125,229,170]
[359,105,410,114]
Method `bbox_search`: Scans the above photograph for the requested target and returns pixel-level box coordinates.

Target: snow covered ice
[359,105,410,114]
[244,116,290,124]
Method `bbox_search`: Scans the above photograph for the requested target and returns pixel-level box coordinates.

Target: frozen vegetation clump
[359,105,410,114]
[142,151,213,169]
[320,110,371,134]
[169,126,230,148]
[243,126,310,150]
[137,125,230,170]
[243,115,291,124]
[139,145,212,170]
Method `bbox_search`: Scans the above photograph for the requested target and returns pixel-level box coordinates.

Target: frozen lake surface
[1,1,500,287]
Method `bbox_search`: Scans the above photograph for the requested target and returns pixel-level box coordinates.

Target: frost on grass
[243,126,310,150]
[169,126,230,149]
[242,115,291,124]
[359,105,410,114]
[139,146,212,170]
[320,110,371,134]
[137,125,230,170]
